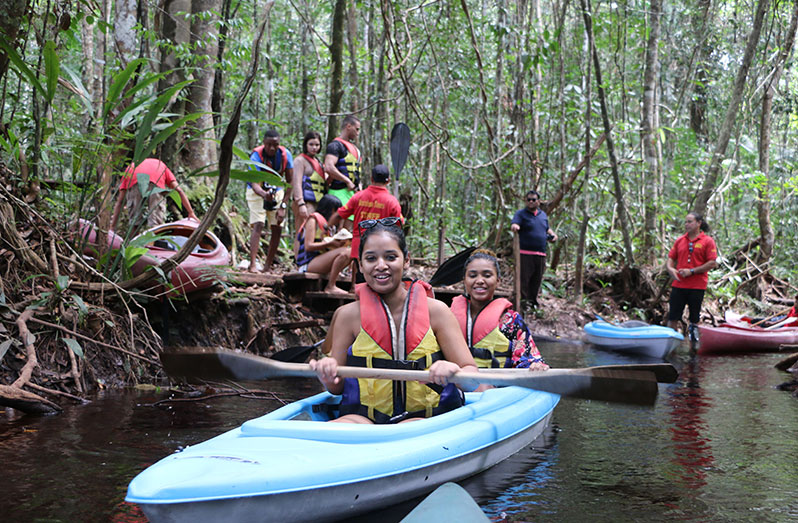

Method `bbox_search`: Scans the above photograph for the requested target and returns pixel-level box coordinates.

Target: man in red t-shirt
[666,212,718,341]
[328,164,403,260]
[110,158,197,232]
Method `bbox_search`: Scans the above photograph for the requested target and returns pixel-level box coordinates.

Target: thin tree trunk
[326,0,346,142]
[757,1,798,265]
[157,0,190,162]
[114,0,137,66]
[641,0,661,263]
[580,0,634,265]
[694,0,770,215]
[185,0,220,176]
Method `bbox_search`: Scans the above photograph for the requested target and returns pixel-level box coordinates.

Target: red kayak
[78,219,230,296]
[698,323,798,354]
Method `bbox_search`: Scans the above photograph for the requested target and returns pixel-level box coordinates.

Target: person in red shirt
[110,158,197,233]
[666,212,718,342]
[328,164,403,260]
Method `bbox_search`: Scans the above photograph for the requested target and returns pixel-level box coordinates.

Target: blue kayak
[584,320,683,359]
[126,386,558,522]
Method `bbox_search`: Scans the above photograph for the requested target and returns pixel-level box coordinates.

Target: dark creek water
[1,342,797,522]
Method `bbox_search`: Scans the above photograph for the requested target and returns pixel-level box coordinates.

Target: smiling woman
[309,222,478,424]
[451,249,548,371]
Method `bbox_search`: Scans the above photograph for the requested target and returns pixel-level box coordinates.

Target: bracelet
[690,268,695,275]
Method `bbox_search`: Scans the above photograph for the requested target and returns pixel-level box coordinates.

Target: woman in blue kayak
[451,250,548,370]
[310,219,478,424]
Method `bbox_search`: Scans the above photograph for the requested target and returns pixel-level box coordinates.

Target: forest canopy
[1,0,797,297]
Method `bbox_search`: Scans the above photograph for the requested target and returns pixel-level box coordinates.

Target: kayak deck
[127,387,558,522]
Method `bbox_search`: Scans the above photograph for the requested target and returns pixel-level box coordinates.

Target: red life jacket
[451,295,513,368]
[253,145,289,174]
[341,280,463,423]
[295,213,329,267]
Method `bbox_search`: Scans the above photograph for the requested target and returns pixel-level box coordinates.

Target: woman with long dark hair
[666,212,719,342]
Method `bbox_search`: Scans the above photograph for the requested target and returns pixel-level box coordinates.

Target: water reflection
[667,354,714,490]
[2,344,797,522]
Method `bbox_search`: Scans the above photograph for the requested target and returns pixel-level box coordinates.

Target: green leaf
[104,58,148,119]
[143,112,204,161]
[0,39,47,99]
[133,80,193,164]
[43,40,60,102]
[55,275,70,291]
[71,294,88,315]
[124,246,149,271]
[168,189,182,209]
[62,65,94,115]
[0,339,13,362]
[62,337,84,359]
[200,167,284,185]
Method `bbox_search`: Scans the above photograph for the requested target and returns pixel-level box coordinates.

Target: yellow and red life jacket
[295,212,329,267]
[340,280,464,423]
[450,295,513,368]
[329,137,361,190]
[300,153,327,203]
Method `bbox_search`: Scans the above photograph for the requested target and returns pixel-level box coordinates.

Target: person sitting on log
[295,194,351,295]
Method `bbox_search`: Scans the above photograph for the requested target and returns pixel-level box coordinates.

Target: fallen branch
[25,382,88,403]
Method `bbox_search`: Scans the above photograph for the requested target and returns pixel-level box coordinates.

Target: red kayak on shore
[698,323,798,354]
[78,219,230,296]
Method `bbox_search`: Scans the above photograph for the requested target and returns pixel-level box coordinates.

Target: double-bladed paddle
[160,347,668,406]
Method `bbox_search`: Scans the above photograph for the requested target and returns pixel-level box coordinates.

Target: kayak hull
[126,387,558,522]
[583,320,683,359]
[77,218,229,295]
[698,324,798,354]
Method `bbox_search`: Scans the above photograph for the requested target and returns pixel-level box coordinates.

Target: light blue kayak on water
[584,320,683,359]
[126,386,558,523]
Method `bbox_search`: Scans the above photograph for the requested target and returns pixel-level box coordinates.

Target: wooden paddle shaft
[751,305,794,327]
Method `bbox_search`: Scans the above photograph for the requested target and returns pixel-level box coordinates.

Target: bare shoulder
[333,301,361,332]
[427,298,456,328]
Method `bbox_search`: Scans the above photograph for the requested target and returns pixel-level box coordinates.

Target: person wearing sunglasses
[666,212,718,342]
[328,164,404,262]
[510,190,557,311]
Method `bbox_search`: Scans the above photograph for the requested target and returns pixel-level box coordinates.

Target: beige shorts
[126,184,167,229]
[247,187,285,226]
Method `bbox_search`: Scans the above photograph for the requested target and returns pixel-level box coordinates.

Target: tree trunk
[694,0,770,215]
[580,0,634,266]
[157,0,190,162]
[0,0,30,84]
[114,0,137,65]
[184,0,220,175]
[641,0,661,263]
[326,0,346,142]
[756,1,798,265]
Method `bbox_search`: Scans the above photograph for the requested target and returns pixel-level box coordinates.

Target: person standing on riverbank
[324,115,362,210]
[510,190,557,310]
[109,158,197,233]
[246,129,293,273]
[666,211,718,342]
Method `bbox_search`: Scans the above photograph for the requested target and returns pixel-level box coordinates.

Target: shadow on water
[2,341,797,522]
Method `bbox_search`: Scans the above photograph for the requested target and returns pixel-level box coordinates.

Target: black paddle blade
[429,247,477,287]
[160,347,242,381]
[390,123,411,178]
[269,344,317,363]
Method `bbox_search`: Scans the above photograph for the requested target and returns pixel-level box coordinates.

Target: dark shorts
[668,287,705,324]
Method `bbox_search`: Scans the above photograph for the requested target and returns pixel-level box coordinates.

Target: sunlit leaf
[63,337,84,359]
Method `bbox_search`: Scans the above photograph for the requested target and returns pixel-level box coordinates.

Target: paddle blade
[428,246,477,287]
[160,347,316,381]
[459,369,659,406]
[390,123,410,178]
